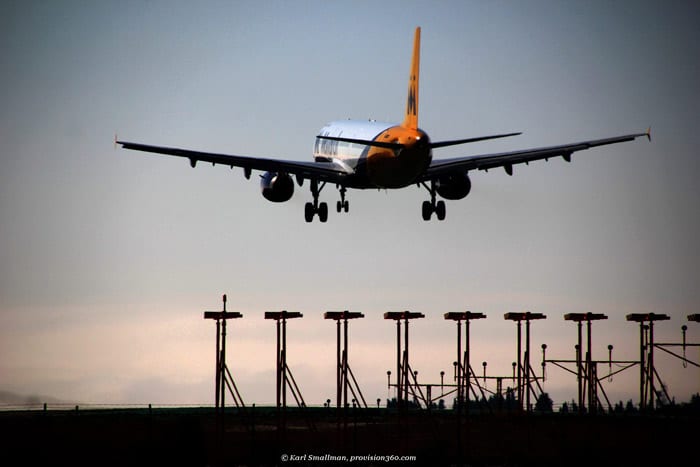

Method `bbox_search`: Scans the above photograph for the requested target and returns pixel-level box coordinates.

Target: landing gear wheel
[422,200,433,221]
[318,202,328,223]
[305,180,329,223]
[436,200,446,221]
[336,186,349,215]
[304,202,315,223]
[420,180,447,221]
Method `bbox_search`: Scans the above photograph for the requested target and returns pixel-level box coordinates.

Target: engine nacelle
[260,171,294,202]
[435,172,471,200]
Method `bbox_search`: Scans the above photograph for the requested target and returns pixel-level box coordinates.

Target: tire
[336,201,342,213]
[344,200,349,213]
[304,202,315,223]
[436,200,446,221]
[318,202,328,223]
[421,200,432,221]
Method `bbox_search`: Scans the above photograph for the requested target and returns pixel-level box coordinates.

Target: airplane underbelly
[366,148,430,188]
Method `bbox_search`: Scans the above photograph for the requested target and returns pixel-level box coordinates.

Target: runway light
[625,313,670,322]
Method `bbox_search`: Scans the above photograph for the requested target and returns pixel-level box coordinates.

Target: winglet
[114,133,118,149]
[401,27,421,130]
[645,126,652,142]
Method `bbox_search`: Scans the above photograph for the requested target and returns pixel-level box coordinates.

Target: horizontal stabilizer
[315,135,404,150]
[316,131,521,151]
[430,132,522,149]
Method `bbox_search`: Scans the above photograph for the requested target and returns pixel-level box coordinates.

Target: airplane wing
[420,129,651,180]
[116,141,350,184]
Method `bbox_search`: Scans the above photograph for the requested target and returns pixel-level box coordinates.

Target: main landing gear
[305,182,350,223]
[421,180,446,221]
[305,180,328,223]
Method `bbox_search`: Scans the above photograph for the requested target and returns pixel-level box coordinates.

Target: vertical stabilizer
[402,27,421,130]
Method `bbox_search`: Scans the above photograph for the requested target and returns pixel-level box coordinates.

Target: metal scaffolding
[384,311,425,408]
[542,313,640,414]
[324,311,367,411]
[444,311,487,412]
[652,315,700,370]
[203,294,245,412]
[626,313,671,410]
[196,303,697,420]
[504,312,546,412]
[203,294,245,448]
[264,310,305,411]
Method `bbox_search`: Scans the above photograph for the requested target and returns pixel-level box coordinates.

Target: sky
[1,0,699,407]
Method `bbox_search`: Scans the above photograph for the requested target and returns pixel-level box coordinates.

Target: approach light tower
[504,312,546,411]
[203,294,245,413]
[444,311,487,412]
[385,311,425,408]
[626,313,670,410]
[324,311,367,411]
[564,313,607,414]
[203,294,245,447]
[264,310,305,411]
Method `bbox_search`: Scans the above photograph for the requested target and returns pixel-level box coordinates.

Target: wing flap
[422,130,649,180]
[117,141,349,183]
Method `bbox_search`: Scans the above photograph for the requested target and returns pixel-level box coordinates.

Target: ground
[1,407,695,466]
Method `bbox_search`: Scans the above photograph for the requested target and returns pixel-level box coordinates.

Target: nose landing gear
[336,186,349,213]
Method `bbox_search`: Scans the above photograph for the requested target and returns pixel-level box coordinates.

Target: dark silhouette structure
[504,312,546,412]
[624,313,700,410]
[203,295,245,411]
[384,311,425,408]
[324,311,367,411]
[626,313,671,410]
[652,316,700,370]
[444,311,486,412]
[264,311,305,411]
[543,313,648,414]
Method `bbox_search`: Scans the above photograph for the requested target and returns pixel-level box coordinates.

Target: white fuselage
[314,120,432,189]
[314,120,394,165]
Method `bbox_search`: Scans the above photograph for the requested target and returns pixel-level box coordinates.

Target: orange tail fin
[402,27,421,130]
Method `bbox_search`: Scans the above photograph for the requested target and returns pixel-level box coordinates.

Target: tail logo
[407,76,417,117]
[402,27,420,130]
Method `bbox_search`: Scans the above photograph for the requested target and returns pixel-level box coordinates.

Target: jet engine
[260,171,294,202]
[435,172,471,200]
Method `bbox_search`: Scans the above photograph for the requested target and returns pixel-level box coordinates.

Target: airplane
[117,27,650,223]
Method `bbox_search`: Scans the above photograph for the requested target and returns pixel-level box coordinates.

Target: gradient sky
[1,0,699,407]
